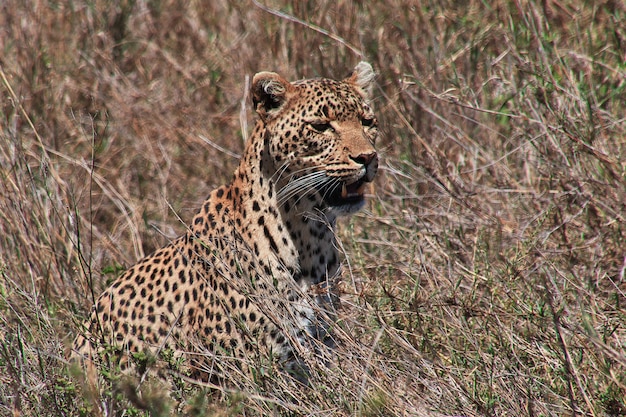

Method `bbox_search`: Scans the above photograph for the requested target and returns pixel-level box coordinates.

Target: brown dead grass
[1,0,625,416]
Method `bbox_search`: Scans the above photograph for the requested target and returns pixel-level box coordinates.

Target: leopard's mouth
[324,177,368,207]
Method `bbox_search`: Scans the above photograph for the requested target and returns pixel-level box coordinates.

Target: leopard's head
[252,62,379,216]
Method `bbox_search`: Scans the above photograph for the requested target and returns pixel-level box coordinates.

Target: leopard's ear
[345,61,375,98]
[251,72,294,120]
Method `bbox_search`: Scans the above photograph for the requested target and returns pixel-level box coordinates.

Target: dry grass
[1,0,625,415]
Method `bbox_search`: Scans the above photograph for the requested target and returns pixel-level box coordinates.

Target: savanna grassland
[1,1,625,416]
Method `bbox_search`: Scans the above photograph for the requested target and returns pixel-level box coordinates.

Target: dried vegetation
[1,0,625,416]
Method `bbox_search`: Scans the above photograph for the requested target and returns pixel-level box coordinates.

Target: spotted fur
[72,62,379,383]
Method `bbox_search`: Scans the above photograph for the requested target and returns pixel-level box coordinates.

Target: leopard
[71,62,379,387]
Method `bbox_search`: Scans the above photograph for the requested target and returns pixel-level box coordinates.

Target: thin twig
[251,0,363,57]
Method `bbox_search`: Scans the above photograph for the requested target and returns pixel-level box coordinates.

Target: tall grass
[1,0,625,415]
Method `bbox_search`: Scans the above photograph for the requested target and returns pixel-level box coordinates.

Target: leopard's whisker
[319,177,343,204]
[270,161,292,184]
[277,170,324,200]
[277,171,330,207]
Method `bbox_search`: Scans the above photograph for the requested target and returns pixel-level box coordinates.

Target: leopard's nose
[350,151,377,166]
[350,151,378,182]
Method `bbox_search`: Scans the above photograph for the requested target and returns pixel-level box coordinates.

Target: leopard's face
[253,67,379,215]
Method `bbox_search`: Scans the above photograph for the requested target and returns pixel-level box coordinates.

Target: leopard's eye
[361,117,375,127]
[310,122,333,132]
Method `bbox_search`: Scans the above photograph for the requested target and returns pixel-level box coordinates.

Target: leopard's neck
[215,127,341,289]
